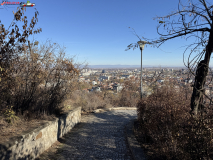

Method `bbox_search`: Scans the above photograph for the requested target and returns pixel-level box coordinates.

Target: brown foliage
[115,79,140,107]
[68,90,113,112]
[136,81,213,159]
[0,8,79,121]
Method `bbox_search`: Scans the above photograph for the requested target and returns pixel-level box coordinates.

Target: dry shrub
[0,8,48,122]
[114,80,140,107]
[68,78,140,110]
[69,90,113,112]
[0,7,80,121]
[136,82,213,160]
[117,90,139,107]
[0,40,80,121]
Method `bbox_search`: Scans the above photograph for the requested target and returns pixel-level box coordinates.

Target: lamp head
[137,41,147,50]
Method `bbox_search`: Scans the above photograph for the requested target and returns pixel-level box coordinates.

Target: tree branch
[200,0,213,21]
[155,27,210,47]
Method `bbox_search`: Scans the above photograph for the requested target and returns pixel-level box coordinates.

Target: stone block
[36,132,42,140]
[0,107,81,160]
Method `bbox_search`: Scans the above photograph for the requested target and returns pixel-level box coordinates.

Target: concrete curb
[108,107,137,111]
[125,119,147,160]
[91,107,137,113]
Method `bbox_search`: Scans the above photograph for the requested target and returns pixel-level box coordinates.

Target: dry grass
[0,113,57,144]
[63,90,113,113]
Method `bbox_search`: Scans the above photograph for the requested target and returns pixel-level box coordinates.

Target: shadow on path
[37,110,137,160]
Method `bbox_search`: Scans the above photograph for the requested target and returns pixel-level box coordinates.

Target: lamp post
[138,41,147,99]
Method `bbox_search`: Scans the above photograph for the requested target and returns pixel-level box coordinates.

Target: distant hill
[87,65,186,69]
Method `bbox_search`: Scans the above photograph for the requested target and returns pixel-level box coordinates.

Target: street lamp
[138,41,147,99]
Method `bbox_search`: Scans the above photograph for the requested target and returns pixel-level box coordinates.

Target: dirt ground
[0,106,80,145]
[0,114,57,144]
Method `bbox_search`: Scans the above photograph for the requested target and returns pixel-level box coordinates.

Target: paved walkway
[37,109,137,160]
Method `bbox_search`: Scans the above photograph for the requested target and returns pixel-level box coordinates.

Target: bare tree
[126,0,213,117]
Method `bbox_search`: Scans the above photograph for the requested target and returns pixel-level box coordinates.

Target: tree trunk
[190,29,213,116]
[190,60,208,116]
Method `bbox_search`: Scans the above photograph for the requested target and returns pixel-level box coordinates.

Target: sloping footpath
[0,107,147,160]
[37,107,147,160]
[109,107,147,160]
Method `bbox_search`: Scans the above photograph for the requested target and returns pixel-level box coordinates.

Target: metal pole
[140,48,143,99]
[138,40,147,99]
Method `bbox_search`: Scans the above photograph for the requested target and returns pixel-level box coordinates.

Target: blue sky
[0,0,211,67]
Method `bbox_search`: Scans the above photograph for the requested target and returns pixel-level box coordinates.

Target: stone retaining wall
[0,107,81,160]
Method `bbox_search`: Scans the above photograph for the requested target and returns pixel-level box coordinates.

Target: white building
[82,69,87,72]
[82,72,91,76]
[92,81,97,85]
[113,84,123,93]
[121,75,133,79]
[99,76,110,81]
[157,80,164,83]
[78,77,85,82]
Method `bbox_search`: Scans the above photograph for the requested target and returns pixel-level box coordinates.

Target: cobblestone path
[37,109,137,160]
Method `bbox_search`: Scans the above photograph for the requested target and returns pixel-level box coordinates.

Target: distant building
[157,79,164,83]
[99,76,110,81]
[78,77,85,82]
[182,69,186,73]
[92,86,101,92]
[113,84,123,93]
[85,79,90,83]
[185,79,193,83]
[121,75,132,79]
[92,81,97,85]
[102,70,106,73]
[82,72,90,76]
[82,69,87,72]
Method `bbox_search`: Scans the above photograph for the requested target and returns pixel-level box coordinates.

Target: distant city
[78,66,213,100]
[88,65,189,69]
